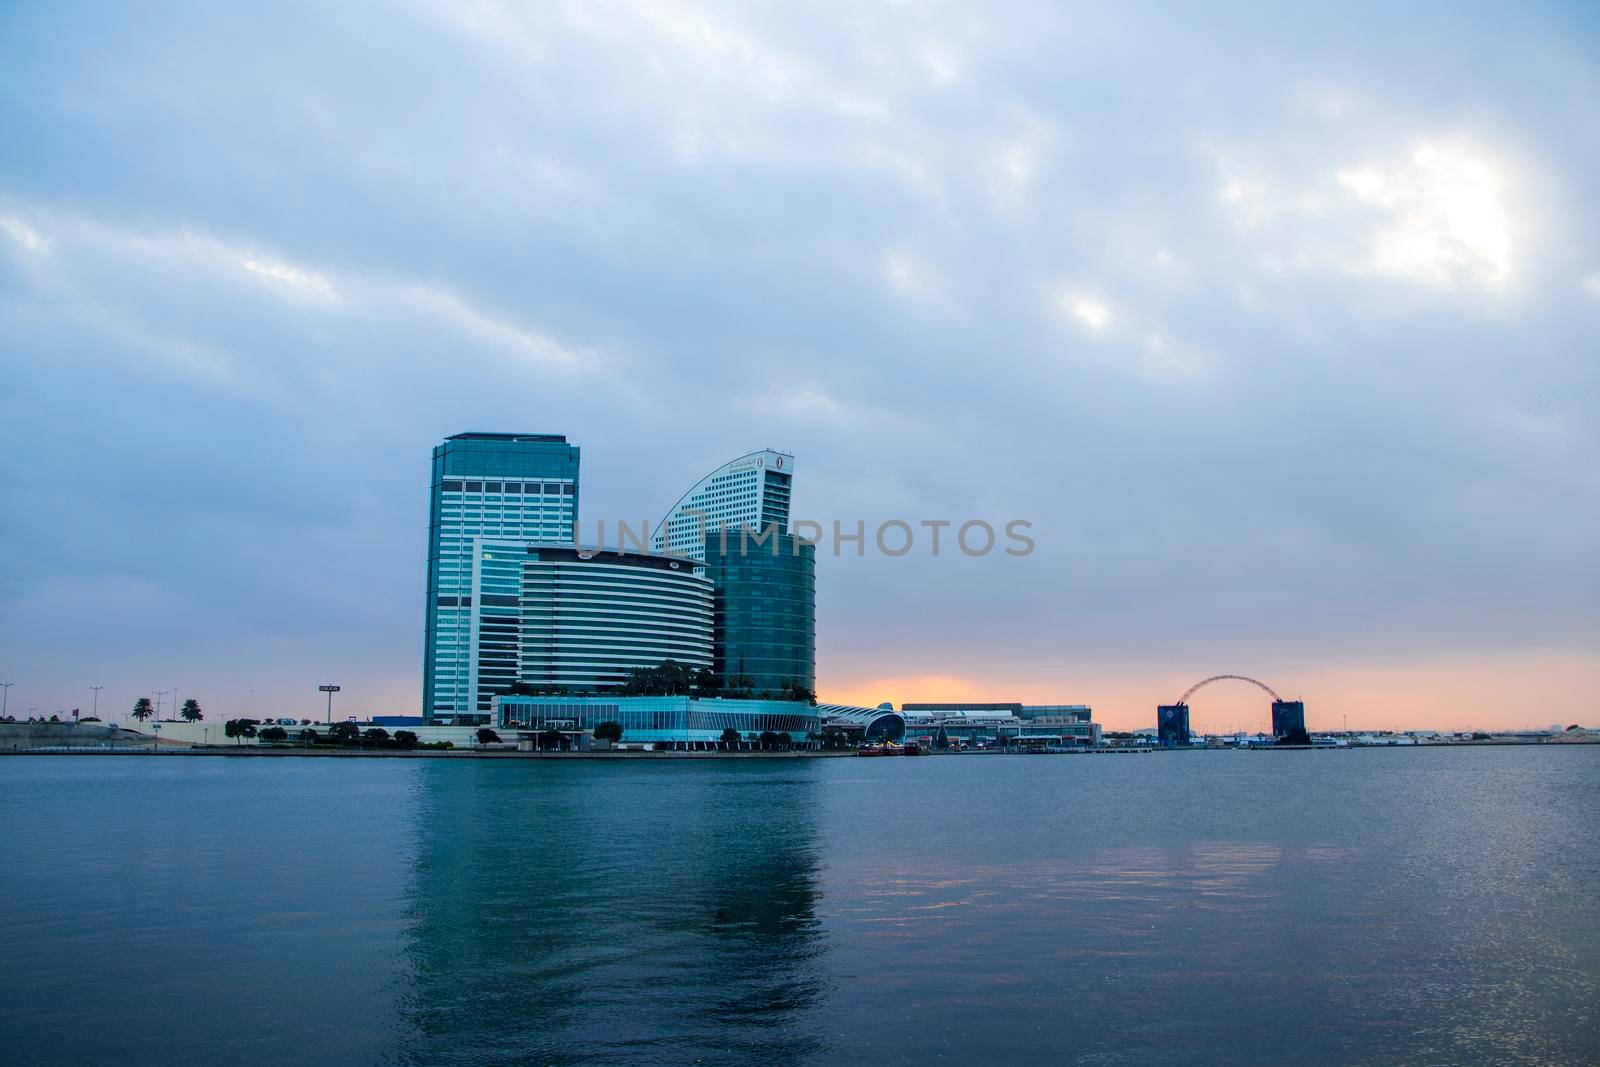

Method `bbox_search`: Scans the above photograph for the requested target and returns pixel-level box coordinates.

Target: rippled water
[2,747,1596,1065]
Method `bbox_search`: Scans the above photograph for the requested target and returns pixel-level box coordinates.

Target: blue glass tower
[424,433,580,722]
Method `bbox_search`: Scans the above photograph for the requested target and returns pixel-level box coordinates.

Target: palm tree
[179,699,203,722]
[131,697,154,723]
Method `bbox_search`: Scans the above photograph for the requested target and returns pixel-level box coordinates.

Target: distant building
[435,542,714,724]
[652,449,794,562]
[494,694,820,750]
[1271,700,1306,737]
[900,702,1100,746]
[424,433,581,720]
[702,530,815,696]
[819,704,905,742]
[1157,704,1191,746]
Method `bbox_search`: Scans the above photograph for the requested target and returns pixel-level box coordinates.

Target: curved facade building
[819,704,906,741]
[651,449,794,562]
[447,541,713,723]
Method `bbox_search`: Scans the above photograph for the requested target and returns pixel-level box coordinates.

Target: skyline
[2,2,1598,731]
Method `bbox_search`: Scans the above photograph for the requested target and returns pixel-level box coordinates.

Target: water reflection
[393,761,826,1065]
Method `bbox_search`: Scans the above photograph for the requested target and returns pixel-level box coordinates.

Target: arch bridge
[1157,675,1304,745]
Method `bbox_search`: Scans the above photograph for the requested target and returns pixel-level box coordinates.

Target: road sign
[318,685,341,692]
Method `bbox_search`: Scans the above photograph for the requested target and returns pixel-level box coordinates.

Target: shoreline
[3,741,1590,760]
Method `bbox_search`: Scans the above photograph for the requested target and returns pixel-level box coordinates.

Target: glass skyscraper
[652,449,793,562]
[424,433,580,721]
[703,531,816,696]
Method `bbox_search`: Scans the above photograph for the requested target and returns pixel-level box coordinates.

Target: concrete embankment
[0,722,158,751]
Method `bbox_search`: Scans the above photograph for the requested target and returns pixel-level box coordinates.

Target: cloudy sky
[2,2,1597,731]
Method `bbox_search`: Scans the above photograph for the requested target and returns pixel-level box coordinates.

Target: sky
[1,1,1597,733]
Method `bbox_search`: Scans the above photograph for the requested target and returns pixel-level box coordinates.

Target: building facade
[818,704,906,741]
[652,449,794,562]
[1270,700,1307,738]
[900,702,1100,746]
[438,542,714,723]
[702,530,816,696]
[494,694,820,750]
[424,433,581,720]
[1157,704,1191,746]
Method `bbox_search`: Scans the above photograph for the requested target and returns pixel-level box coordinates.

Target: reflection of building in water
[398,761,825,1063]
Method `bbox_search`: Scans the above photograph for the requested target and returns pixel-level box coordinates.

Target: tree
[131,698,154,723]
[394,730,419,749]
[259,726,288,743]
[476,727,502,745]
[179,699,203,723]
[224,718,259,744]
[363,727,391,745]
[299,728,319,745]
[593,721,623,743]
[328,721,360,745]
[693,669,723,697]
[757,730,781,750]
[819,725,850,751]
[620,659,696,696]
[775,731,793,749]
[538,728,566,750]
[720,727,742,750]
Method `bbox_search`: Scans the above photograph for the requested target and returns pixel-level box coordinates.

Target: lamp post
[173,685,180,722]
[89,685,103,721]
[1,682,11,719]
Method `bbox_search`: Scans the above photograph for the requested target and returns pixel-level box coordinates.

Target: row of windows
[440,480,575,494]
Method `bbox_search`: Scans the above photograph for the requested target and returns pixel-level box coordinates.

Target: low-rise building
[899,702,1101,747]
[494,694,821,750]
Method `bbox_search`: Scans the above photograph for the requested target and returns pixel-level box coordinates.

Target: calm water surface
[1,748,1596,1065]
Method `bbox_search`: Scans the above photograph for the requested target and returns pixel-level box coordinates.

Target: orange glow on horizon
[820,651,1599,733]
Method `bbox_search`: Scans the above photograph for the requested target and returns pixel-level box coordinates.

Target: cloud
[242,257,339,300]
[1062,292,1112,332]
[0,215,46,251]
[1334,141,1513,286]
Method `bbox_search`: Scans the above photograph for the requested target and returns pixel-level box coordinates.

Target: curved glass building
[442,541,713,723]
[651,449,794,562]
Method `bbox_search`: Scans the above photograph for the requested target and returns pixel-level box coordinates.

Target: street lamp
[0,682,11,719]
[89,685,104,721]
[173,685,180,722]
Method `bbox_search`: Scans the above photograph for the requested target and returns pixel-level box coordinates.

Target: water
[1,748,1597,1065]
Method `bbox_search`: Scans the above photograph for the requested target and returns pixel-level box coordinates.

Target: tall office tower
[652,449,793,563]
[424,433,580,722]
[702,530,815,696]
